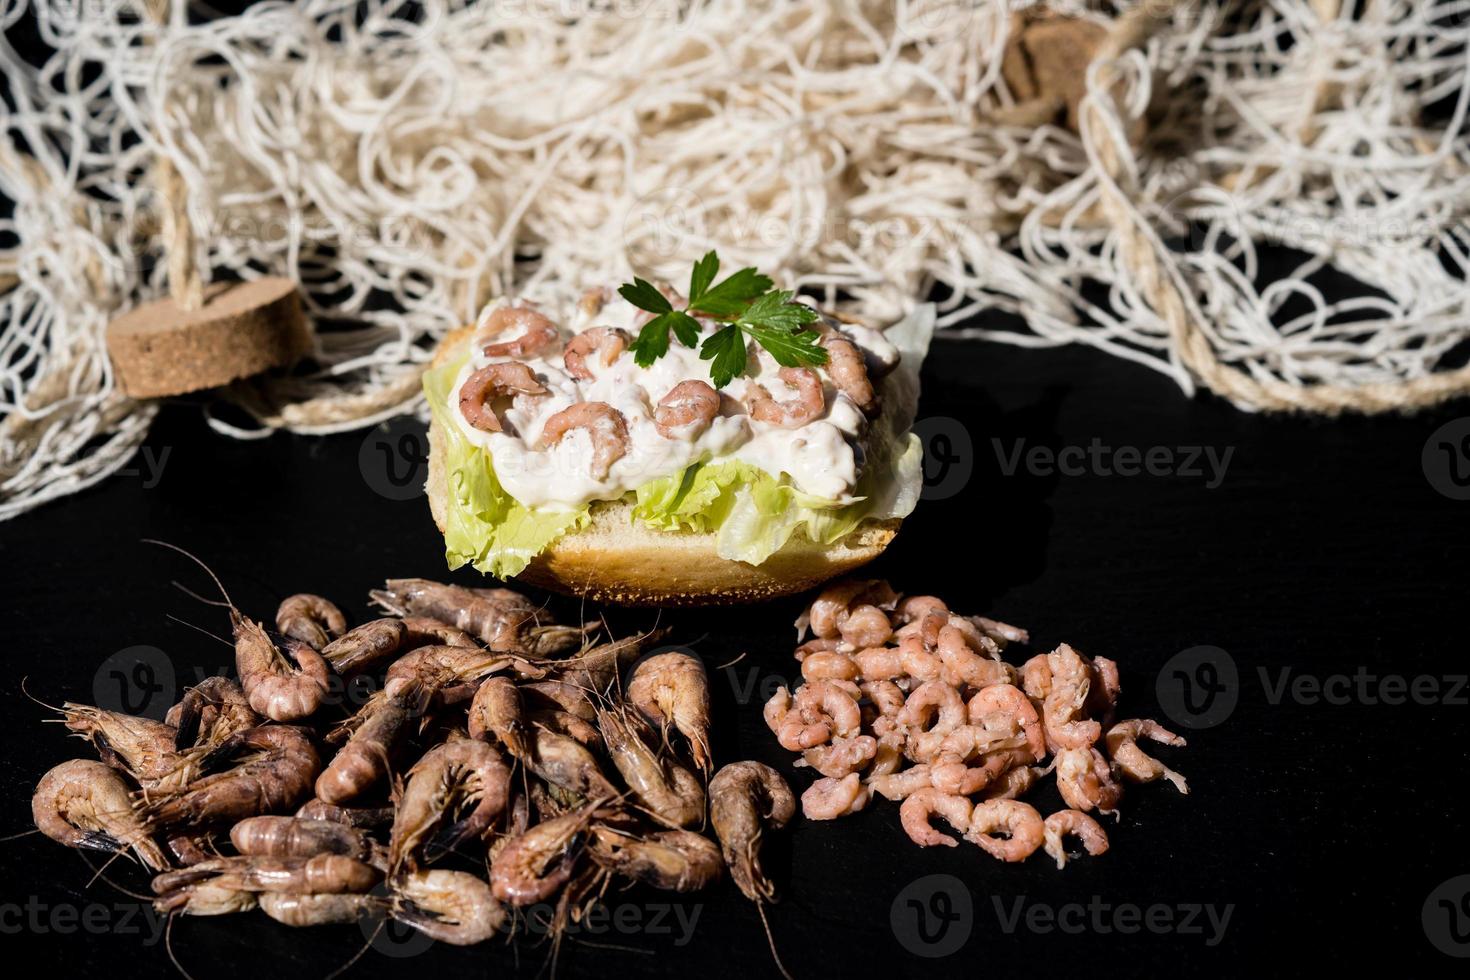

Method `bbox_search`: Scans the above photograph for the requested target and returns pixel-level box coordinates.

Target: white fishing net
[2,0,1467,519]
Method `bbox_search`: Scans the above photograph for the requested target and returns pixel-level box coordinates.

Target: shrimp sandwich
[423,282,932,605]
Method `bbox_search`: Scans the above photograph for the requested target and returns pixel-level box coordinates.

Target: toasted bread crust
[425,322,898,605]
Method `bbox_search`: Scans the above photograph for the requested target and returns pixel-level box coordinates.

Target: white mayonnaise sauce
[449,294,900,511]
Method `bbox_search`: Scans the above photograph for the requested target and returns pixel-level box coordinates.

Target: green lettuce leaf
[632,435,921,565]
[424,353,589,578]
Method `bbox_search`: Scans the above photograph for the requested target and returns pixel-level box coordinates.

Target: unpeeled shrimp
[539,401,630,479]
[33,759,167,869]
[146,725,321,830]
[61,703,188,789]
[965,799,1044,863]
[152,854,381,897]
[392,869,505,945]
[626,651,712,773]
[589,827,723,892]
[746,367,824,427]
[234,611,331,722]
[168,677,258,761]
[1042,809,1110,869]
[1106,719,1189,794]
[708,762,795,904]
[259,892,376,928]
[597,707,704,828]
[231,815,379,864]
[317,689,419,804]
[899,788,972,847]
[489,799,604,905]
[468,676,528,760]
[527,728,619,800]
[458,361,548,433]
[390,738,512,869]
[800,772,870,820]
[653,379,720,439]
[320,618,407,677]
[275,594,347,649]
[371,579,585,656]
[480,304,559,357]
[563,326,631,380]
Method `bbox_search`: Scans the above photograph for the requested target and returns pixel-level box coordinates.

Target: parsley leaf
[618,277,672,315]
[629,311,675,367]
[699,325,751,388]
[741,289,821,333]
[617,252,828,386]
[688,251,719,305]
[689,266,773,318]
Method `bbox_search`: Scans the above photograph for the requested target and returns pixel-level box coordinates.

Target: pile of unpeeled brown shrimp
[32,557,794,953]
[766,579,1190,866]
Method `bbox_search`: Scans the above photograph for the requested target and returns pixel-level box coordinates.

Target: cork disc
[106,277,311,399]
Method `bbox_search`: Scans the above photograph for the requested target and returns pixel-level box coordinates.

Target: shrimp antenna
[142,539,234,609]
[74,850,154,901]
[164,911,201,980]
[19,676,68,714]
[165,614,234,650]
[323,914,384,980]
[754,900,795,980]
[0,828,43,842]
[170,581,231,609]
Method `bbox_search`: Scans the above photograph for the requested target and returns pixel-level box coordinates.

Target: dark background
[3,333,1469,975]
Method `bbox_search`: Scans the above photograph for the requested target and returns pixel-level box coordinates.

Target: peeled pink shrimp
[896,634,945,682]
[746,367,824,427]
[1087,656,1122,724]
[800,773,870,820]
[861,680,906,721]
[1042,644,1102,751]
[540,401,629,479]
[896,680,966,740]
[459,362,547,433]
[853,646,904,681]
[794,680,862,738]
[899,788,972,848]
[764,686,829,751]
[868,764,933,801]
[1055,747,1123,814]
[1106,719,1189,794]
[803,579,892,639]
[968,684,1046,761]
[983,763,1040,801]
[894,595,948,625]
[819,332,878,417]
[965,799,1044,862]
[563,326,631,380]
[931,748,1030,796]
[1020,653,1053,701]
[1042,809,1110,869]
[481,304,559,357]
[794,637,840,659]
[801,734,878,778]
[839,604,893,649]
[801,651,861,682]
[937,625,1014,689]
[654,380,720,439]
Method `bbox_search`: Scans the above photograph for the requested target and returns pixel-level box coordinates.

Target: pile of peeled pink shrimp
[31,551,795,953]
[764,579,1189,866]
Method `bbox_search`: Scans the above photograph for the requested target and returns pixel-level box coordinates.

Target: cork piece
[1001,13,1109,132]
[106,277,310,399]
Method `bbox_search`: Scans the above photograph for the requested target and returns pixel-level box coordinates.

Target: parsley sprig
[618,252,827,388]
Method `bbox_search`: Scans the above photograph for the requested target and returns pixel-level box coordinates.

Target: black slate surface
[3,333,1468,975]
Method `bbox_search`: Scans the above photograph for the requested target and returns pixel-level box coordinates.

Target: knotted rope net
[2,0,1467,519]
